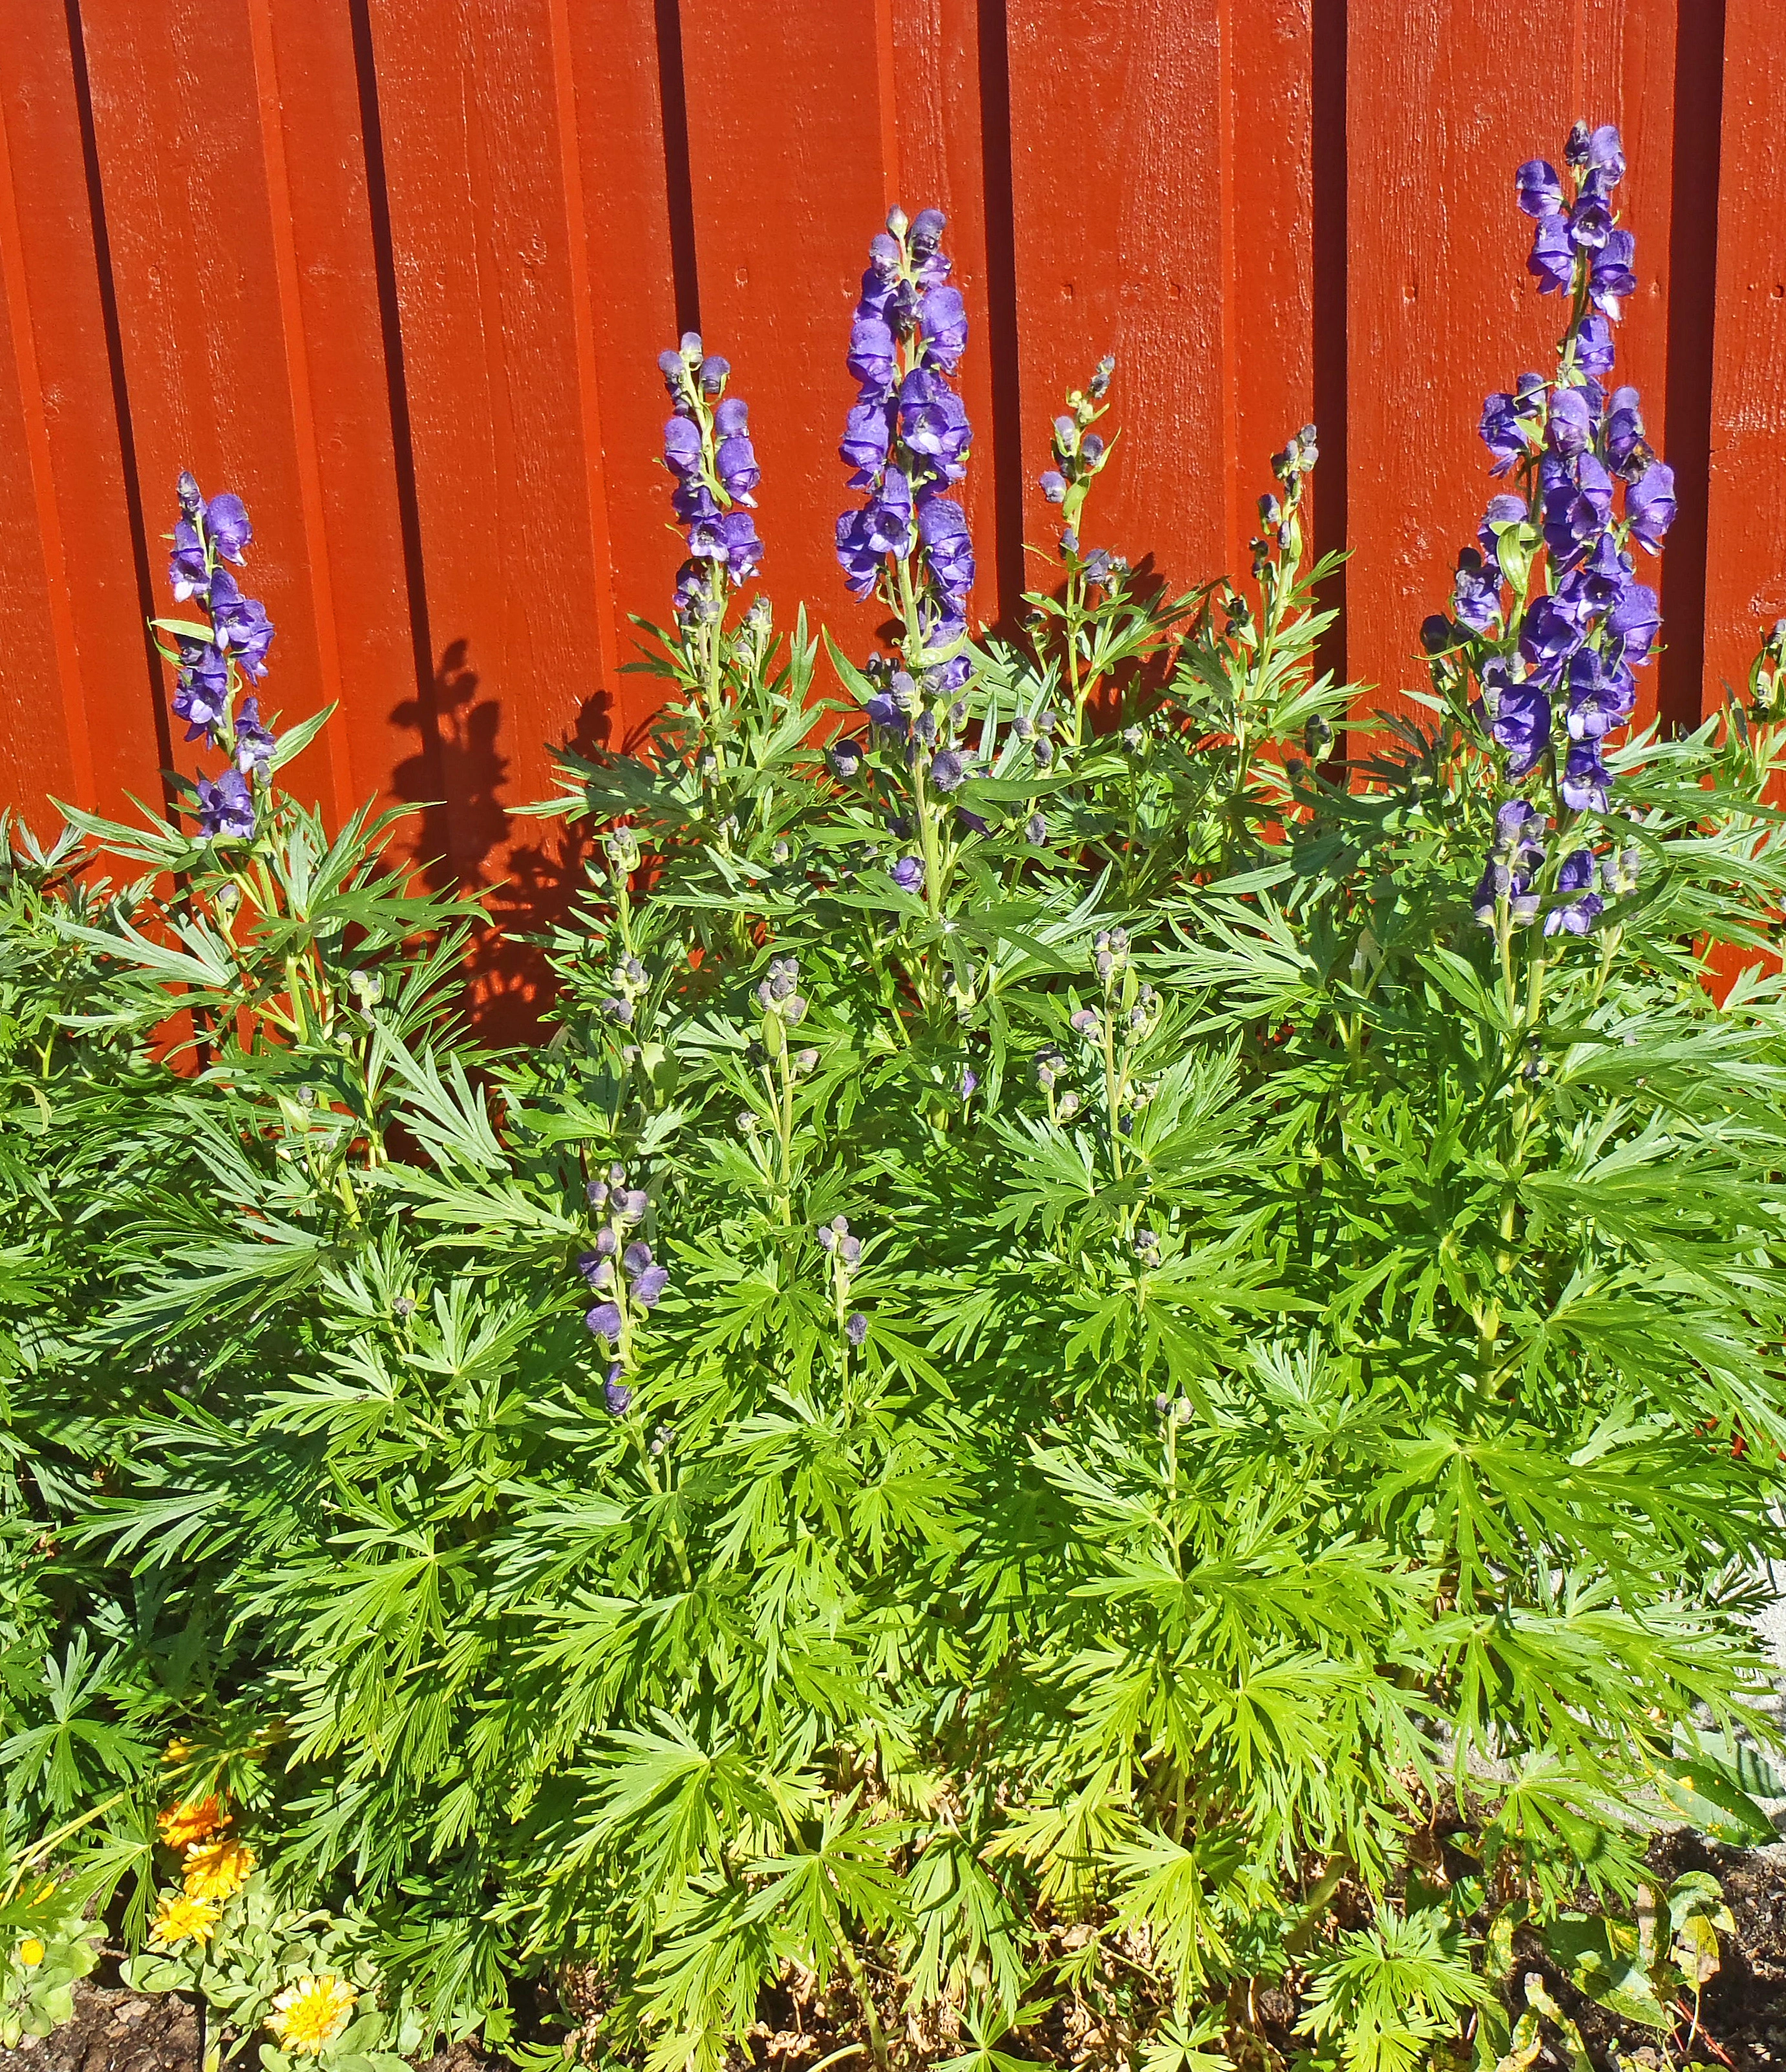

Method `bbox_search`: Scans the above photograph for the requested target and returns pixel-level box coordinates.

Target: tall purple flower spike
[160,476,279,843]
[835,208,975,649]
[1456,125,1675,936]
[657,334,763,624]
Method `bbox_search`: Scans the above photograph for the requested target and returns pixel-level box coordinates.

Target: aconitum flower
[585,1300,622,1345]
[919,286,968,372]
[207,569,275,679]
[1493,682,1553,776]
[232,696,277,778]
[1577,314,1616,372]
[1608,581,1660,667]
[1545,846,1605,936]
[195,768,256,842]
[1605,387,1647,475]
[1564,647,1635,740]
[845,1312,868,1347]
[1560,740,1611,813]
[604,1369,633,1415]
[1547,387,1595,456]
[1480,376,1545,473]
[1516,158,1562,217]
[657,336,764,615]
[930,749,966,793]
[1589,231,1637,316]
[1528,212,1575,295]
[688,509,764,581]
[172,639,230,742]
[1520,597,1582,684]
[891,855,924,893]
[917,497,973,601]
[1452,549,1502,634]
[1626,463,1677,552]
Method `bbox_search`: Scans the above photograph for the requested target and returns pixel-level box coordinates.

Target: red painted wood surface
[0,0,1780,954]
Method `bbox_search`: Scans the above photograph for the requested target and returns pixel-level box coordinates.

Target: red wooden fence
[1,0,1782,986]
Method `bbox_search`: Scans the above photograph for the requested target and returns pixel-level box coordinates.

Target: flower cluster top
[160,473,280,842]
[1423,122,1675,939]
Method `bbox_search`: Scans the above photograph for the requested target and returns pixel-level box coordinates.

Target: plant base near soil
[8,1836,1785,2072]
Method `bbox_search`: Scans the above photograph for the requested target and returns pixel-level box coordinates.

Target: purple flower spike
[1626,463,1676,553]
[194,768,257,842]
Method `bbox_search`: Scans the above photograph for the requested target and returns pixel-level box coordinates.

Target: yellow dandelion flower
[17,1938,46,1968]
[183,1837,255,1903]
[150,1893,220,1949]
[158,1796,224,1850]
[268,1975,357,2055]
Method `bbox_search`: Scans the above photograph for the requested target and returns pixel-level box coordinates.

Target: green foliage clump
[5,140,1786,2072]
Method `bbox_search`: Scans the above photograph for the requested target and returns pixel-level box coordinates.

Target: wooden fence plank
[76,0,358,825]
[361,0,621,937]
[1003,1,1229,605]
[0,2,164,828]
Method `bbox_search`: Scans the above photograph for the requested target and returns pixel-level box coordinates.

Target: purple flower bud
[715,435,760,502]
[586,1301,623,1343]
[600,996,635,1025]
[632,1265,669,1308]
[845,1312,869,1347]
[1491,683,1553,777]
[1039,470,1067,503]
[231,696,276,778]
[619,1188,648,1221]
[662,415,703,478]
[838,1234,862,1268]
[588,1179,610,1208]
[622,1241,653,1277]
[176,470,204,515]
[848,315,898,397]
[1026,812,1047,845]
[1069,1007,1100,1038]
[930,748,966,793]
[604,1368,633,1415]
[891,855,924,893]
[909,206,946,246]
[829,738,863,779]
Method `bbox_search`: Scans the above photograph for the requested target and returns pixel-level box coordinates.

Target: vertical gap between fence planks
[975,0,1024,632]
[1658,0,1728,726]
[655,0,702,340]
[1310,0,1346,693]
